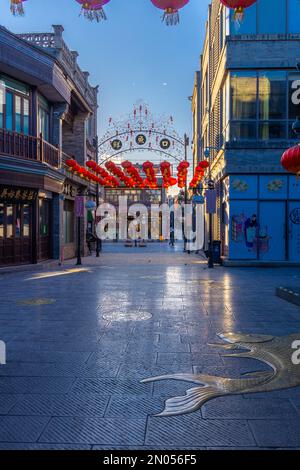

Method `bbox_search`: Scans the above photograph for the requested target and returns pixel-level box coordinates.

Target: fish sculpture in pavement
[141,332,300,416]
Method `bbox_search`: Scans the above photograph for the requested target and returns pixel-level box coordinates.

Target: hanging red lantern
[76,0,110,22]
[10,0,27,16]
[220,0,257,22]
[281,144,300,175]
[150,0,189,26]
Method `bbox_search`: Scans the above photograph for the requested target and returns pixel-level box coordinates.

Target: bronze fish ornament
[141,332,300,416]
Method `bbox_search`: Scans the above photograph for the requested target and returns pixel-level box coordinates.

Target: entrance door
[0,203,32,265]
[258,201,286,261]
[288,202,300,262]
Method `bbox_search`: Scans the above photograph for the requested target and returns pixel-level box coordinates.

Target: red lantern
[10,0,27,16]
[281,144,300,175]
[151,0,189,26]
[220,0,257,22]
[76,0,110,22]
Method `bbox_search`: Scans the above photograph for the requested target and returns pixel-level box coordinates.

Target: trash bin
[212,240,221,264]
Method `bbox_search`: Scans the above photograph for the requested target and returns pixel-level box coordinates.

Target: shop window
[64,199,74,244]
[23,205,30,237]
[39,199,50,236]
[15,204,21,237]
[0,204,3,238]
[6,205,13,238]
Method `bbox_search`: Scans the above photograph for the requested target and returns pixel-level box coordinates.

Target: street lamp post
[183,133,189,252]
[204,148,214,269]
[94,135,101,257]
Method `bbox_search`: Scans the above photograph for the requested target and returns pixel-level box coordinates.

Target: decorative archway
[98,101,186,166]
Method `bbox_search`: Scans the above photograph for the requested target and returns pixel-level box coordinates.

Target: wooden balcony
[0,128,61,169]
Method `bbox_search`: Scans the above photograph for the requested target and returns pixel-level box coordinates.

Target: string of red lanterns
[160,161,177,189]
[105,161,136,188]
[177,161,190,189]
[142,161,158,189]
[121,161,144,188]
[189,160,210,189]
[86,160,119,187]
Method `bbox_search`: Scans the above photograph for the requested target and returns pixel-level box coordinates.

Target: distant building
[0,25,98,266]
[192,0,300,264]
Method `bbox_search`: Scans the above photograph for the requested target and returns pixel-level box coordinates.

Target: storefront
[221,174,300,262]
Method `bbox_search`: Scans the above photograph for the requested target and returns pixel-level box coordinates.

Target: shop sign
[75,196,85,218]
[63,183,76,198]
[0,186,37,202]
[205,189,217,214]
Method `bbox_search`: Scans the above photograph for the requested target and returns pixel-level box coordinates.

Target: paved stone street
[0,243,300,449]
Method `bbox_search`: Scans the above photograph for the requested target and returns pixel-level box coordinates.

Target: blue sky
[0,0,210,138]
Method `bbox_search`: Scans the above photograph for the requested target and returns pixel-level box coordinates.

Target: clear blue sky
[0,0,210,138]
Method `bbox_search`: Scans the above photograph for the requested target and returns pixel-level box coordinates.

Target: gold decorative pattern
[142,332,300,416]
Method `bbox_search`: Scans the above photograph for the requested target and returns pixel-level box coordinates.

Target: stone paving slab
[8,393,110,417]
[0,416,50,443]
[249,419,300,448]
[0,377,74,394]
[39,417,147,446]
[145,416,256,447]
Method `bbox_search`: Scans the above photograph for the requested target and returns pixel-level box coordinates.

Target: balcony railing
[0,129,61,168]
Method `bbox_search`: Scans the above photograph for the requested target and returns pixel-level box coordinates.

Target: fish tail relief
[155,386,224,417]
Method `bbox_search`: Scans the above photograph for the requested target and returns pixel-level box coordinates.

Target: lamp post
[204,148,214,269]
[94,135,101,257]
[183,133,189,252]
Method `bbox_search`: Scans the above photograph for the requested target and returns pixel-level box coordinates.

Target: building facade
[0,24,98,266]
[193,0,300,264]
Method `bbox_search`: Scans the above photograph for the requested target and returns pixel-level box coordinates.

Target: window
[6,205,13,238]
[259,72,287,120]
[39,199,50,236]
[0,83,4,129]
[6,92,13,131]
[288,73,300,120]
[0,75,30,134]
[230,122,257,140]
[258,0,286,34]
[23,205,30,237]
[259,121,287,140]
[231,72,257,120]
[38,96,50,142]
[64,200,74,244]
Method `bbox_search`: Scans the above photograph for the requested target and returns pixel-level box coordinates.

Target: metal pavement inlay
[142,331,300,416]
